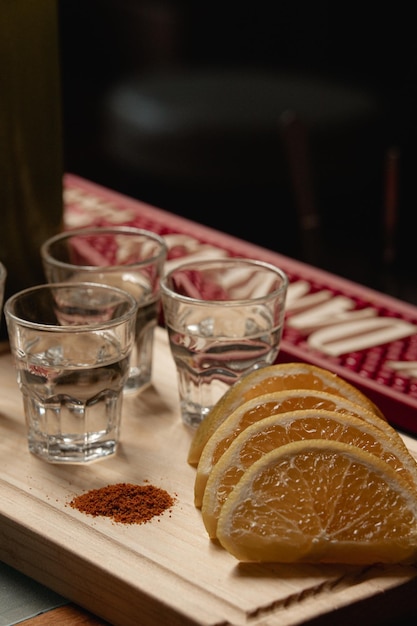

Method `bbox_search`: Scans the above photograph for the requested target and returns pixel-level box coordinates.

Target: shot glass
[0,261,6,314]
[41,226,167,394]
[4,282,138,463]
[160,257,288,427]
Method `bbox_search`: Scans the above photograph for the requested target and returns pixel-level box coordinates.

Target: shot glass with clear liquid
[4,282,138,463]
[40,227,167,394]
[160,258,288,427]
[0,261,6,320]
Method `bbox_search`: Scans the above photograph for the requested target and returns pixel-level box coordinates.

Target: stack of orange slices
[189,362,417,564]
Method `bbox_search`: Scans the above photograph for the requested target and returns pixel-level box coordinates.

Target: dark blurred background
[57,1,417,303]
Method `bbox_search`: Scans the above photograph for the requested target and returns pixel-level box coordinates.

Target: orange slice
[188,362,384,466]
[194,388,389,507]
[201,409,417,538]
[216,439,417,564]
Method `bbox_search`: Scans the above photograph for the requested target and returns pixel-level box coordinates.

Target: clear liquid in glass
[16,333,129,462]
[167,319,282,427]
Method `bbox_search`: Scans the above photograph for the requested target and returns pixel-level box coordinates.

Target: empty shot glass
[160,257,288,427]
[41,226,167,393]
[4,282,138,463]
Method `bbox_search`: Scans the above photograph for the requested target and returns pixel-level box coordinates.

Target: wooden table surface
[21,604,109,625]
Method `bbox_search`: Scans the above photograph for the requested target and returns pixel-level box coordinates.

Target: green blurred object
[0,0,63,337]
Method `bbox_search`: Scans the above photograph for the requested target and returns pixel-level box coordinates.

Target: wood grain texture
[1,327,417,626]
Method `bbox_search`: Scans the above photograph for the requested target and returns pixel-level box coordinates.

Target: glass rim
[4,281,139,331]
[160,257,289,305]
[40,226,168,271]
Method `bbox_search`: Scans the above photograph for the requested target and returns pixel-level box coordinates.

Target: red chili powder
[69,482,176,524]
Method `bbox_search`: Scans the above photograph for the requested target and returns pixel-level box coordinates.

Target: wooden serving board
[1,328,417,626]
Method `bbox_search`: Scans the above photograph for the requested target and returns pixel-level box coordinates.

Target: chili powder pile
[69,482,175,524]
